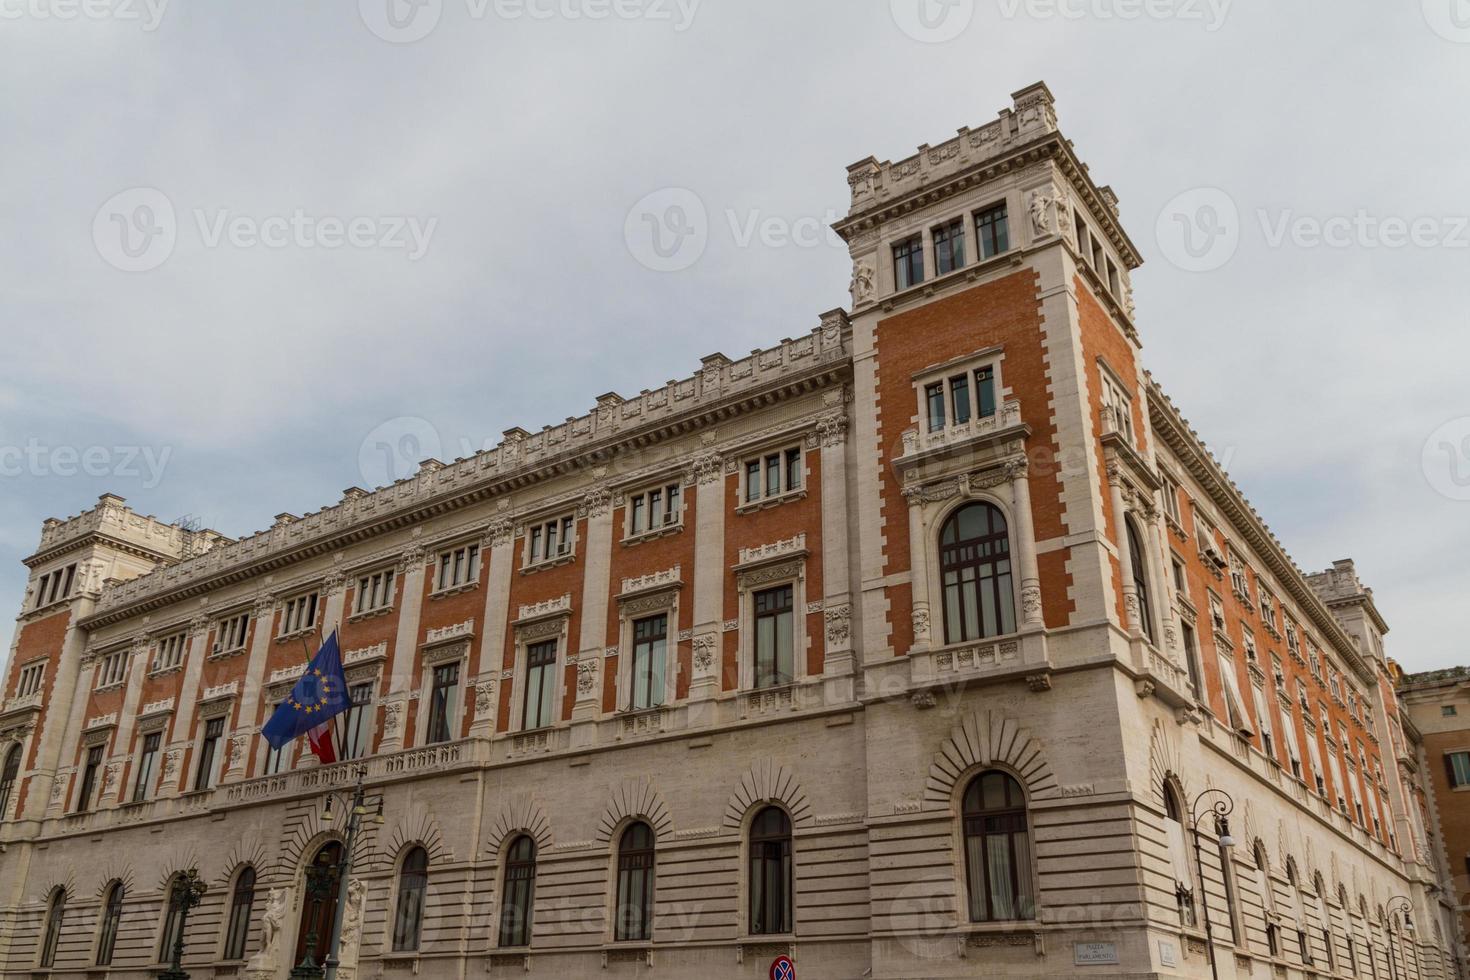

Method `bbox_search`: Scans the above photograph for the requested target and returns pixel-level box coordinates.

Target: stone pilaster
[380,541,428,753]
[1010,459,1045,629]
[471,517,515,738]
[817,403,855,697]
[573,487,613,726]
[44,649,99,818]
[226,593,277,781]
[23,604,92,821]
[165,615,214,793]
[688,451,725,711]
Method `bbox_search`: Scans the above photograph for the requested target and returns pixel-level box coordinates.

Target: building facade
[0,83,1462,979]
[1398,666,1470,948]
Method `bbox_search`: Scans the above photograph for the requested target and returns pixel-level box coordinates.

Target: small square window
[1444,705,1459,718]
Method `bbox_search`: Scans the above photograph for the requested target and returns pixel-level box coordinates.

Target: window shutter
[1447,753,1461,788]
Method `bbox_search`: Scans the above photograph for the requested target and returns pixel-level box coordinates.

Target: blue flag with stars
[261,630,350,749]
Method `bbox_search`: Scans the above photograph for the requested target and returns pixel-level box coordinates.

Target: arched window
[498,836,536,948]
[222,866,256,961]
[1255,842,1278,956]
[97,882,124,966]
[158,875,187,964]
[614,822,655,942]
[962,771,1034,922]
[392,847,429,952]
[939,502,1016,644]
[1163,785,1194,926]
[0,744,20,820]
[39,887,66,968]
[748,807,793,936]
[1126,517,1155,643]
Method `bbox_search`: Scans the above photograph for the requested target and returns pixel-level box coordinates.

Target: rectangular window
[340,682,375,760]
[280,592,319,636]
[975,203,1009,259]
[354,568,396,615]
[1074,211,1090,261]
[526,519,572,567]
[263,742,287,776]
[96,650,129,689]
[1444,705,1459,718]
[1216,652,1254,736]
[426,662,460,744]
[1447,752,1470,788]
[753,585,795,689]
[33,563,77,608]
[925,382,946,432]
[630,615,668,711]
[1106,258,1121,297]
[975,365,997,418]
[152,631,188,673]
[893,235,924,289]
[133,732,161,802]
[76,745,104,813]
[1252,684,1275,761]
[436,541,483,587]
[195,717,224,790]
[628,483,682,537]
[1172,557,1187,594]
[933,218,965,275]
[523,641,558,730]
[216,612,251,653]
[743,448,802,503]
[1161,474,1182,524]
[950,373,971,425]
[1101,375,1134,444]
[16,662,44,698]
[1181,620,1202,696]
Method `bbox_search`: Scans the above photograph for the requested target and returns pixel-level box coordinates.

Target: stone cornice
[79,323,851,629]
[1146,379,1376,688]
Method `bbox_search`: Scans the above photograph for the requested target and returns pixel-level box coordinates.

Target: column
[688,453,725,711]
[319,570,348,636]
[818,408,855,690]
[101,637,149,808]
[904,491,933,651]
[43,652,98,819]
[471,518,515,739]
[573,488,613,728]
[225,594,278,782]
[1107,461,1142,636]
[1009,459,1045,629]
[380,542,428,753]
[164,616,213,795]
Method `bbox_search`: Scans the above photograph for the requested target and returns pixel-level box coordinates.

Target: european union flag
[261,630,351,750]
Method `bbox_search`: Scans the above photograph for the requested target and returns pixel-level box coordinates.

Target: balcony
[900,400,1024,463]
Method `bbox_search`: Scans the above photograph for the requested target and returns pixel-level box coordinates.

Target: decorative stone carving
[487,516,516,548]
[911,606,931,640]
[816,412,849,448]
[1028,186,1058,238]
[518,594,572,622]
[161,749,180,783]
[849,261,875,306]
[1026,673,1053,693]
[824,605,851,646]
[621,566,681,596]
[689,452,723,486]
[336,878,367,980]
[691,634,717,673]
[382,702,403,740]
[738,534,806,567]
[580,485,613,519]
[227,735,247,770]
[1021,586,1042,620]
[475,682,496,715]
[577,660,598,696]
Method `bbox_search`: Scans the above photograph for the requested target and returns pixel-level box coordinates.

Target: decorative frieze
[425,619,474,646]
[737,534,806,568]
[517,595,571,623]
[620,566,682,597]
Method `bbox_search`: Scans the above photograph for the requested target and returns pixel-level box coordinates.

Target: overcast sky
[1,0,1466,673]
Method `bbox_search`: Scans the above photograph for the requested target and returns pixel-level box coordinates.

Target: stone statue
[849,261,875,307]
[247,887,289,974]
[337,878,368,980]
[1028,188,1055,238]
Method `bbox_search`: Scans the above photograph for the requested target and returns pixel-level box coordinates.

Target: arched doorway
[294,841,342,967]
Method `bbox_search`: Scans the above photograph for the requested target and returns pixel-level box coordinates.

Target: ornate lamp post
[1386,895,1416,980]
[1188,789,1236,980]
[158,868,208,980]
[290,766,383,980]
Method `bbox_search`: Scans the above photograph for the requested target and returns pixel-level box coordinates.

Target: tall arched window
[222,866,256,961]
[1126,517,1155,643]
[1164,784,1194,926]
[1255,842,1278,956]
[748,807,793,936]
[392,847,428,952]
[498,836,536,948]
[615,822,655,942]
[97,882,124,966]
[0,744,20,820]
[39,887,65,968]
[940,502,1015,644]
[158,874,187,964]
[962,771,1034,922]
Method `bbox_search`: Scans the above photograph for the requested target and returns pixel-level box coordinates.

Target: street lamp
[290,765,384,980]
[1189,788,1236,980]
[1386,895,1416,980]
[158,868,208,980]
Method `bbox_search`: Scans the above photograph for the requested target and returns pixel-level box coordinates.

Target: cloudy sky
[1,0,1466,672]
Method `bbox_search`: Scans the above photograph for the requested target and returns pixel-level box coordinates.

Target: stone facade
[0,82,1462,979]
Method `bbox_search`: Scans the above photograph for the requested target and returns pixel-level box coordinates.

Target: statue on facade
[336,877,368,980]
[246,887,289,976]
